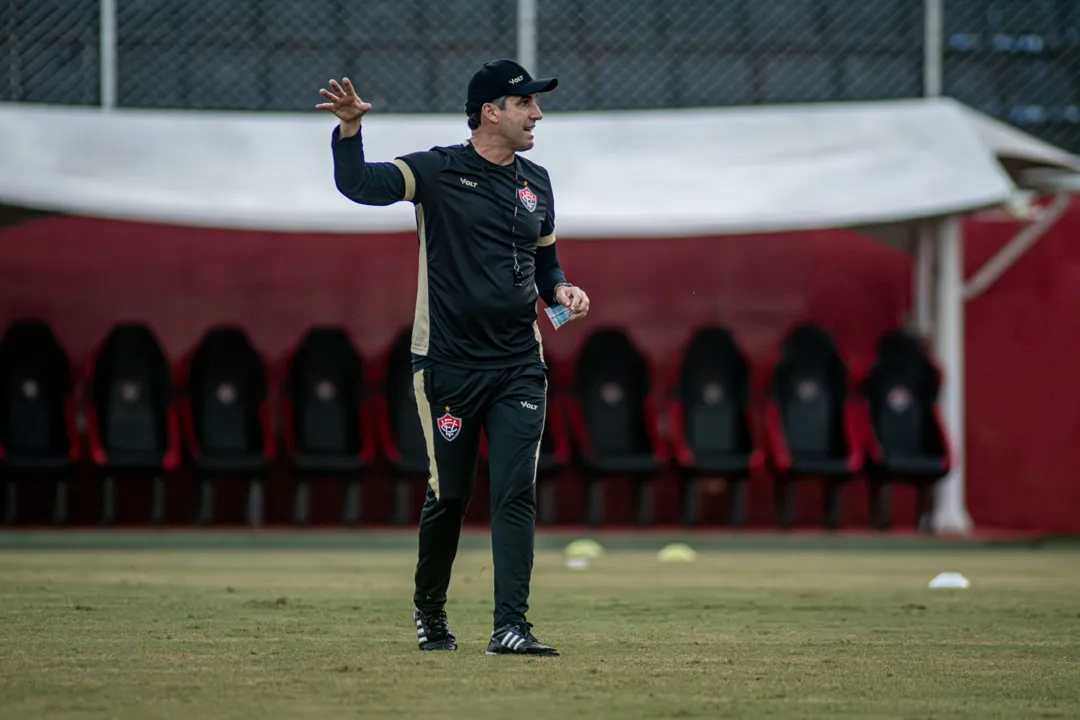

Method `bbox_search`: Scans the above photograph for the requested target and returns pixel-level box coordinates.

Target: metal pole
[913,221,936,337]
[964,192,1071,302]
[924,0,944,97]
[100,0,118,110]
[932,216,973,535]
[517,0,538,74]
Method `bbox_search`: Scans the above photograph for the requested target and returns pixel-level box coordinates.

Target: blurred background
[2,0,1079,537]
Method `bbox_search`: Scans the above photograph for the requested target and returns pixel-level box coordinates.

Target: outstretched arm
[318,78,414,206]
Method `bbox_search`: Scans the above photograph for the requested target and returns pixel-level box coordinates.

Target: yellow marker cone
[658,543,697,563]
[564,538,605,560]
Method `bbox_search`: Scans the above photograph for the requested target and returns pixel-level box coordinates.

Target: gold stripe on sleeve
[393,159,417,202]
[410,204,430,356]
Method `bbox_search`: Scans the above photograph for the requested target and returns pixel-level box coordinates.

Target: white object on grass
[564,557,590,570]
[928,572,970,589]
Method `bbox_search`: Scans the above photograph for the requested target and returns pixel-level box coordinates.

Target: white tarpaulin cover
[0,96,1069,237]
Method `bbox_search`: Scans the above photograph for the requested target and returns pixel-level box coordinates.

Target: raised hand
[316,78,372,134]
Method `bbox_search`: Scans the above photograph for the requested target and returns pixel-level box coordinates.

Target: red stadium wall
[1,203,1078,532]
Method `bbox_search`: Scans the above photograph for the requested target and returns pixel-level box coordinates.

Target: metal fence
[2,0,101,105]
[2,0,1078,152]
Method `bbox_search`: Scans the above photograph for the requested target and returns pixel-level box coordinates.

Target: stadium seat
[279,326,375,525]
[178,326,275,526]
[667,327,763,527]
[479,357,570,524]
[566,328,666,526]
[84,323,181,525]
[858,329,951,531]
[764,323,861,529]
[376,327,431,525]
[0,319,79,525]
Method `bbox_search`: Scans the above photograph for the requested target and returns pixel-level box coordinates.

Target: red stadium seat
[84,322,181,524]
[0,319,80,525]
[279,326,376,525]
[764,323,862,529]
[667,326,764,527]
[565,328,667,526]
[177,326,275,526]
[857,328,951,531]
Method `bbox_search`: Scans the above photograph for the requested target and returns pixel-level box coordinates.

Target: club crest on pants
[438,407,462,442]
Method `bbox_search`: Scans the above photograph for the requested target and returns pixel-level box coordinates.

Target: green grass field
[0,533,1077,719]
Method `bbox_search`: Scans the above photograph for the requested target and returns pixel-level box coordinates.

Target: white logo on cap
[509,75,523,84]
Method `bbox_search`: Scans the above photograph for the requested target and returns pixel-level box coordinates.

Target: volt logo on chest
[460,177,478,188]
[520,400,538,411]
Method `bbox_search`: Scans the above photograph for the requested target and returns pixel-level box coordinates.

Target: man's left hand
[555,284,590,323]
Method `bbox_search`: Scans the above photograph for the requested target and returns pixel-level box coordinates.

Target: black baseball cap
[465,59,558,115]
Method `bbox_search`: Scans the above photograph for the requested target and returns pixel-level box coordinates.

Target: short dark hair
[467,95,509,130]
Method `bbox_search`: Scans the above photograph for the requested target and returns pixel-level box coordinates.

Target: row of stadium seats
[0,319,950,530]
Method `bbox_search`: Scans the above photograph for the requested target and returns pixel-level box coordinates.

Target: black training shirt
[331,125,568,369]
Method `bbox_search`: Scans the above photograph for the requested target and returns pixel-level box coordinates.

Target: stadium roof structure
[0,95,1076,237]
[1,96,1077,537]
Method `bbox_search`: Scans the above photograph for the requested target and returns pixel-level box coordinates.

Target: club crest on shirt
[438,409,462,441]
[518,186,537,212]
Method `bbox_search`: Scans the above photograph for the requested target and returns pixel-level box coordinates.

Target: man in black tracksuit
[317,60,590,657]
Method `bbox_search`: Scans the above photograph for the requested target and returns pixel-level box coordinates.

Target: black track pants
[411,361,546,630]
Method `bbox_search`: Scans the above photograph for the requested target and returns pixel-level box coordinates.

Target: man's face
[493,94,543,151]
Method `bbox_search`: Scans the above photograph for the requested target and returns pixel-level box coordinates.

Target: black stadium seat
[377,327,431,525]
[0,319,79,525]
[179,326,275,525]
[85,323,181,524]
[764,323,861,529]
[860,329,951,531]
[668,327,763,527]
[566,328,666,526]
[281,326,375,524]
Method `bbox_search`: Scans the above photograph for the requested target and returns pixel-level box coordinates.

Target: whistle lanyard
[511,166,524,288]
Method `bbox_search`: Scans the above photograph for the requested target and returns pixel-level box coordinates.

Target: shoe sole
[485,650,559,657]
